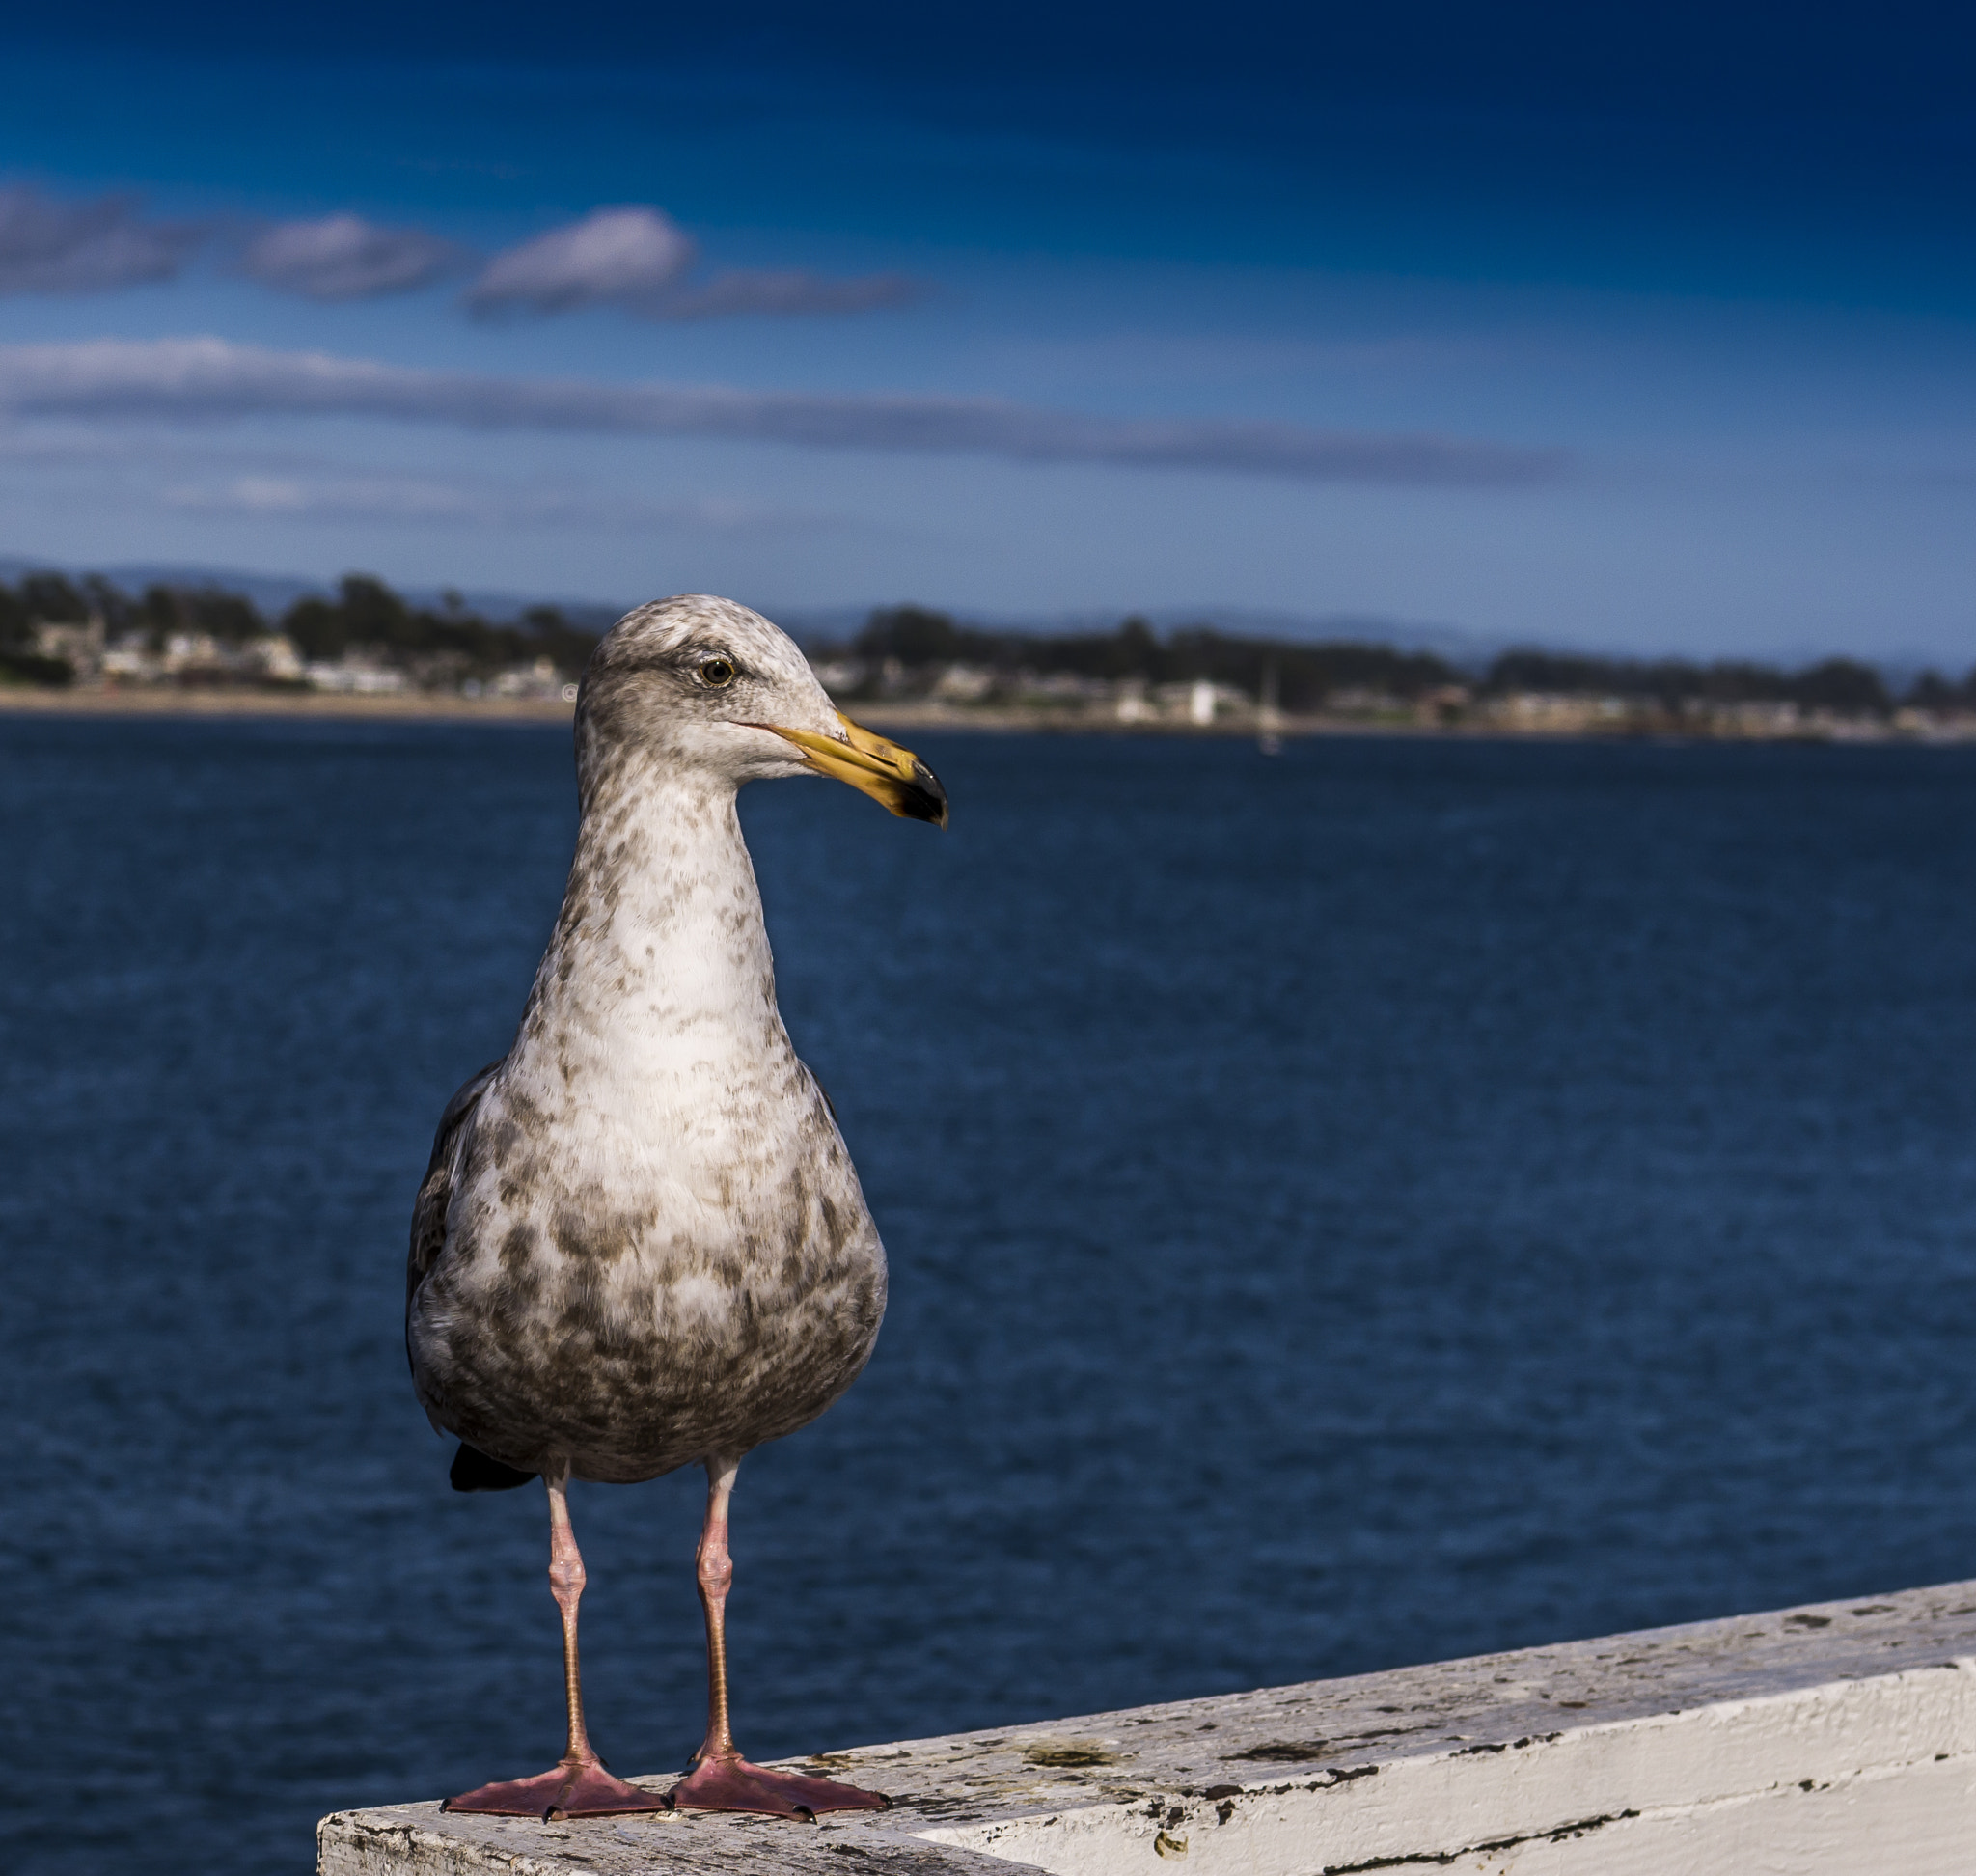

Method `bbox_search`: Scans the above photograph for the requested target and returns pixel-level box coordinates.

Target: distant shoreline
[0,684,1337,736]
[0,683,1967,745]
[0,684,577,725]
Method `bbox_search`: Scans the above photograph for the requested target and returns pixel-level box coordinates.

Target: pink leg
[444,1469,673,1820]
[667,1456,890,1820]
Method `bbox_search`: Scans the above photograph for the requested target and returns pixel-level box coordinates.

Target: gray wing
[406,1061,502,1315]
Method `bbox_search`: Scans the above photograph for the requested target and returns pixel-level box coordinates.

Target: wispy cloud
[466,206,696,314]
[0,190,914,319]
[239,214,467,301]
[0,186,202,295]
[467,205,919,321]
[0,337,1568,485]
[160,471,831,533]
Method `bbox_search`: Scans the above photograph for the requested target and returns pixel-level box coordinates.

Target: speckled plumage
[406,596,892,1484]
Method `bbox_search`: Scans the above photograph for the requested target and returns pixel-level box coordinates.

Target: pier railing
[319,1577,1976,1876]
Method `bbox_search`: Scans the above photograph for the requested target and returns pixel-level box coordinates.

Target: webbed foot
[668,1753,890,1820]
[444,1755,674,1819]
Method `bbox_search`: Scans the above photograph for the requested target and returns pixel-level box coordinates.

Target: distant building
[101,634,160,682]
[246,635,304,681]
[33,616,105,685]
[931,663,995,703]
[1154,678,1249,724]
[493,655,566,700]
[811,659,865,695]
[305,651,406,694]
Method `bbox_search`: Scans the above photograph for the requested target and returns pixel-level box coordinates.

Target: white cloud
[467,206,697,315]
[239,214,465,301]
[465,206,919,320]
[0,186,202,295]
[0,337,1568,485]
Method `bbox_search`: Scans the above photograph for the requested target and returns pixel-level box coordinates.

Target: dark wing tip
[450,1444,538,1492]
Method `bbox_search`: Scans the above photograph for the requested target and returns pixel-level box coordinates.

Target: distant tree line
[0,568,603,686]
[277,576,601,675]
[844,605,1976,715]
[1478,649,1907,714]
[6,576,1974,713]
[846,606,1460,711]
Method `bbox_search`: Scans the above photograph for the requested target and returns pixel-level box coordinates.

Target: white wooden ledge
[320,1577,1976,1876]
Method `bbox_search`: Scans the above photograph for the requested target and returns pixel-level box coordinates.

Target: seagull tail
[449,1443,538,1492]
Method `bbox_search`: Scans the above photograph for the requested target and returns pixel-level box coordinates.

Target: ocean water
[4,716,1976,1875]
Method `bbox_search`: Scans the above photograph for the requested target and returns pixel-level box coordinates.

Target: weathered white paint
[321,1579,1976,1876]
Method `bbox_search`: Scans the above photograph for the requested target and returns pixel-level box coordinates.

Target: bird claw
[443,1755,675,1819]
[669,1752,891,1819]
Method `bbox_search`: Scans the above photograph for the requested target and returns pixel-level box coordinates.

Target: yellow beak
[761,712,949,827]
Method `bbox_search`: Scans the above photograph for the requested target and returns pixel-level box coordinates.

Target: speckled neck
[509,752,786,1084]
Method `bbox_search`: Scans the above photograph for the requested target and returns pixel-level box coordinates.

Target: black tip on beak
[766,713,950,825]
[896,761,949,828]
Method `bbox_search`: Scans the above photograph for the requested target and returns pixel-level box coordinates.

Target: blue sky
[4,2,1976,657]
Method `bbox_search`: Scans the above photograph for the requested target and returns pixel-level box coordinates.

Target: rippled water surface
[5,716,1976,1875]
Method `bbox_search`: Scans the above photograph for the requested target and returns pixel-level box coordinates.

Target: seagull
[405,595,947,1823]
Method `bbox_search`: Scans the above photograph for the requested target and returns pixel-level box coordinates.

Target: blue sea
[5,715,1976,1875]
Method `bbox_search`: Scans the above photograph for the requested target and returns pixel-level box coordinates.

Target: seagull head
[577,593,948,826]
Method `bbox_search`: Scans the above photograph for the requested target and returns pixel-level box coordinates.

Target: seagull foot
[668,1752,891,1819]
[443,1755,674,1819]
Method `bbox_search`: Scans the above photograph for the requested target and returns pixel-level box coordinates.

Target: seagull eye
[698,657,736,689]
